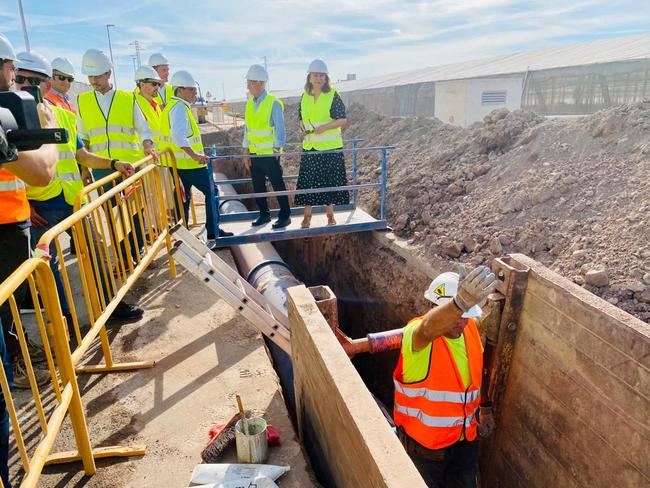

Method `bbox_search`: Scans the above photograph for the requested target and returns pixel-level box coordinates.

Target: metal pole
[106,24,118,89]
[131,56,137,78]
[17,0,30,51]
[351,139,359,208]
[380,148,388,221]
[263,56,269,90]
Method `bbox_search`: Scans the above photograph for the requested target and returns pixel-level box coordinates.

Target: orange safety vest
[0,168,30,224]
[393,317,483,450]
[44,91,77,115]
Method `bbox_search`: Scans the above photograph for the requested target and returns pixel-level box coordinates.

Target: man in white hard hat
[148,53,174,108]
[393,266,498,487]
[134,66,163,144]
[242,64,290,229]
[15,51,143,328]
[45,57,76,114]
[159,70,233,242]
[0,35,60,488]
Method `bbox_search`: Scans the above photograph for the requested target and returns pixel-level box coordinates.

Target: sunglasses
[144,79,161,88]
[55,74,74,82]
[15,74,48,86]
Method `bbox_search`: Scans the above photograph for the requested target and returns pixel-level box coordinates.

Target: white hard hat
[16,51,52,77]
[148,52,169,67]
[0,33,17,61]
[246,64,268,82]
[424,271,482,318]
[81,49,112,76]
[308,59,328,74]
[134,65,162,82]
[51,57,75,76]
[170,70,196,88]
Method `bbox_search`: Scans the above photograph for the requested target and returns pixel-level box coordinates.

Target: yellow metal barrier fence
[0,258,144,487]
[36,149,179,374]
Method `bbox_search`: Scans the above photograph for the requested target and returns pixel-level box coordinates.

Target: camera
[0,89,69,163]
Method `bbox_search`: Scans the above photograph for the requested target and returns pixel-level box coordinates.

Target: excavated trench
[274,231,437,411]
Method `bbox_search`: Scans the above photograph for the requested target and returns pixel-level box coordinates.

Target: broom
[200,409,249,463]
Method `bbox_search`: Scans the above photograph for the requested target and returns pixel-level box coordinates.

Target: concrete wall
[484,253,650,487]
[435,77,523,126]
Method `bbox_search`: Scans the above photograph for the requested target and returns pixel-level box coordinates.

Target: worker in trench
[393,265,497,487]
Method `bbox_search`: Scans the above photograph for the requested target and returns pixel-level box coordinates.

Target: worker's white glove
[453,265,497,313]
[478,405,496,438]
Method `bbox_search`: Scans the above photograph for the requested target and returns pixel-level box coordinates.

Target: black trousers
[0,224,31,360]
[410,440,478,488]
[250,155,290,219]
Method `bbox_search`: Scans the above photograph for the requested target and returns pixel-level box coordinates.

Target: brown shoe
[27,341,48,364]
[12,359,50,390]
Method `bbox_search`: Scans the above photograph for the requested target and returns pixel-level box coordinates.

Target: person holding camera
[15,51,143,335]
[0,33,59,488]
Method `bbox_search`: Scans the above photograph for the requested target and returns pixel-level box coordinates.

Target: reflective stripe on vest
[158,97,204,170]
[77,90,142,163]
[26,106,84,206]
[300,88,343,151]
[393,318,483,450]
[245,94,284,155]
[135,92,162,145]
[0,168,29,224]
[153,83,175,108]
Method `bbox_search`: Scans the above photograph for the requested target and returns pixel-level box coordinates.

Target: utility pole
[17,0,30,51]
[131,56,137,78]
[263,56,269,90]
[106,24,117,89]
[129,40,142,68]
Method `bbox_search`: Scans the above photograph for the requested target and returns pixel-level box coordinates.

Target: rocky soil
[215,102,650,323]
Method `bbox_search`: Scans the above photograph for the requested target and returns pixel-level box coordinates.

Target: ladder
[169,224,291,355]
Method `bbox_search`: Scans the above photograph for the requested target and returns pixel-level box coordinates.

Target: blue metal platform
[201,141,394,247]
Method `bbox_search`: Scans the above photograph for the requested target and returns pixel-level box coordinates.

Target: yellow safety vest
[154,83,175,108]
[245,94,284,155]
[135,92,162,145]
[159,97,204,170]
[300,88,343,151]
[27,106,84,206]
[77,90,142,163]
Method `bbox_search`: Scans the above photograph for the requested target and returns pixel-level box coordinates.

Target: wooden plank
[288,285,426,488]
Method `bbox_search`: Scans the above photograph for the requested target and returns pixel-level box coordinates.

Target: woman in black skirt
[296,59,350,228]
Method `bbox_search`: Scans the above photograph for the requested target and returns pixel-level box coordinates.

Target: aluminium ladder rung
[169,226,291,355]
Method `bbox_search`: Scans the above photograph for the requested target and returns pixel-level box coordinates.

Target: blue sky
[1,0,649,99]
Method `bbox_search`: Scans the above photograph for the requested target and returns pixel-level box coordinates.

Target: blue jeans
[176,167,220,238]
[29,202,74,315]
[0,317,12,488]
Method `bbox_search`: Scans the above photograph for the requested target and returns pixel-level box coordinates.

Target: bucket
[235,417,268,464]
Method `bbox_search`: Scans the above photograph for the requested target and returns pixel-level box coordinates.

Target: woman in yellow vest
[296,59,350,228]
[134,66,163,145]
[394,267,497,487]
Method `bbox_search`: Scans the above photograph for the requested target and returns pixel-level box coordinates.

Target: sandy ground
[10,243,315,487]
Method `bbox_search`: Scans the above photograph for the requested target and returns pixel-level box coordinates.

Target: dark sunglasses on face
[144,79,161,87]
[55,74,74,82]
[15,74,48,86]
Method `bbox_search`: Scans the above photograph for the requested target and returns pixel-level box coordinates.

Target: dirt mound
[218,102,650,323]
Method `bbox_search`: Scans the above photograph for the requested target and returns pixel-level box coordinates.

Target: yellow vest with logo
[300,88,343,151]
[245,94,284,155]
[154,83,175,108]
[159,97,204,170]
[135,93,162,145]
[77,90,142,163]
[27,106,83,206]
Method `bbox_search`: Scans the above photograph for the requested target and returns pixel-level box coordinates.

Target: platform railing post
[380,148,388,221]
[351,139,359,208]
[206,145,220,240]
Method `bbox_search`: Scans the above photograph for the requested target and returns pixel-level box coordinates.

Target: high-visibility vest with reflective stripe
[27,106,83,206]
[154,83,175,108]
[393,317,483,450]
[44,90,77,114]
[245,94,284,155]
[159,97,204,170]
[77,90,142,162]
[300,88,343,151]
[0,169,29,224]
[135,93,162,145]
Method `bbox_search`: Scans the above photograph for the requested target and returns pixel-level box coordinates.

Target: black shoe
[218,228,234,237]
[272,217,291,229]
[110,301,144,321]
[251,215,271,227]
